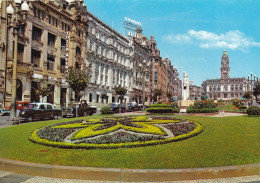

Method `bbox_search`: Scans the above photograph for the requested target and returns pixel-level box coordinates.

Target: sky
[84,0,260,85]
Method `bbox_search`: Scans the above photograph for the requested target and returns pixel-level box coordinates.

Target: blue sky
[84,0,260,85]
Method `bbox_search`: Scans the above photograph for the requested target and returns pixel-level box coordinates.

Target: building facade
[0,0,181,108]
[201,51,248,100]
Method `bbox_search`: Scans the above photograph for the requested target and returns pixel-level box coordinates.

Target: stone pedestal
[178,100,194,113]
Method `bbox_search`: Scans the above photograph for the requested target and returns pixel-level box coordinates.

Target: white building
[201,51,248,100]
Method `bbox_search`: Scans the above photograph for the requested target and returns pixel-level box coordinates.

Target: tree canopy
[34,78,53,102]
[253,81,260,99]
[65,66,90,101]
[113,85,127,103]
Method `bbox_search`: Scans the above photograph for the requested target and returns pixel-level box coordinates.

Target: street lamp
[6,1,29,125]
[247,72,256,107]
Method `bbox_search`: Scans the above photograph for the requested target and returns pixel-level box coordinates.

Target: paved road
[0,170,259,183]
[0,109,101,127]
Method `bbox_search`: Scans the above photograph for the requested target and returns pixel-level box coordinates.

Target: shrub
[187,108,219,113]
[190,101,217,109]
[238,105,247,109]
[147,107,174,113]
[170,103,178,109]
[247,106,260,115]
[172,108,180,113]
[218,99,224,102]
[100,106,113,114]
[148,104,170,108]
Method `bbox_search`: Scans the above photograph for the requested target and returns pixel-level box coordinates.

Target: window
[90,41,93,51]
[62,22,70,32]
[76,47,81,56]
[48,15,58,27]
[89,93,92,102]
[17,43,24,63]
[32,26,42,41]
[60,58,65,73]
[48,33,56,47]
[31,49,41,67]
[77,29,82,37]
[47,105,52,109]
[61,39,66,51]
[34,8,44,20]
[47,54,55,71]
[96,94,99,103]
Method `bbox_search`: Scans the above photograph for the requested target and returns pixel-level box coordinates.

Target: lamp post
[6,0,29,125]
[247,72,256,107]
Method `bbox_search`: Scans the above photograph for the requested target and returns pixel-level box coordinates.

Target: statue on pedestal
[182,71,190,101]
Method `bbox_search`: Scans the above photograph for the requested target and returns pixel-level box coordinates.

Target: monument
[178,72,194,112]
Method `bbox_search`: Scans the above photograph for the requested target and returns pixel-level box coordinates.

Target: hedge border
[29,118,203,149]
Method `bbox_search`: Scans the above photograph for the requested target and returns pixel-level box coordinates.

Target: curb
[0,158,259,182]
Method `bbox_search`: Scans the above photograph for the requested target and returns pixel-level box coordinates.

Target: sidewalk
[0,170,259,183]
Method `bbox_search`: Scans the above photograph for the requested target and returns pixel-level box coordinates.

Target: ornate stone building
[201,51,247,100]
[0,0,181,108]
[130,28,151,104]
[85,11,132,105]
[1,0,91,108]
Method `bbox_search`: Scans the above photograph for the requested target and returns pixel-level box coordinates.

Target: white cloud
[163,30,260,51]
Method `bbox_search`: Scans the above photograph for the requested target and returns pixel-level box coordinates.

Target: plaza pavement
[0,170,259,183]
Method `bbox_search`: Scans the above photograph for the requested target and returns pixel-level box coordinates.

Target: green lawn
[0,115,259,169]
[218,104,247,112]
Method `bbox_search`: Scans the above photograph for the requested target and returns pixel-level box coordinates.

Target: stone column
[54,81,61,108]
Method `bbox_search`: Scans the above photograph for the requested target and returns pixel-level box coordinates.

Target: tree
[201,95,208,101]
[113,85,127,113]
[253,81,260,101]
[153,89,162,102]
[243,91,252,100]
[34,78,53,103]
[167,91,172,101]
[65,66,90,117]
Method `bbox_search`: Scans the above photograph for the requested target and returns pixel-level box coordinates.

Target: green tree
[253,81,260,101]
[113,85,127,113]
[167,91,172,101]
[243,91,252,100]
[153,89,162,102]
[201,95,208,101]
[34,78,53,103]
[65,66,90,117]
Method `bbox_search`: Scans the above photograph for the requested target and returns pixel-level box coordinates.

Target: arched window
[76,46,81,56]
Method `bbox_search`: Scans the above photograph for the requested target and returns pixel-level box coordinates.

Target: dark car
[127,102,140,111]
[19,103,62,122]
[62,102,97,117]
[109,103,126,113]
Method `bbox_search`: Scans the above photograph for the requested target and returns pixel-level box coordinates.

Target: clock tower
[221,50,230,79]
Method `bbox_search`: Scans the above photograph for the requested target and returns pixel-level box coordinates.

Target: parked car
[2,101,31,116]
[109,103,126,113]
[0,108,9,116]
[62,101,97,117]
[19,103,62,122]
[127,102,140,111]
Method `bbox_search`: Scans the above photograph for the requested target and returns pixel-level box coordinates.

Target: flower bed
[29,116,203,149]
[187,101,219,113]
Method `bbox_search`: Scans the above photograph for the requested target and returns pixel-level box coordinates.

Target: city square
[0,0,259,182]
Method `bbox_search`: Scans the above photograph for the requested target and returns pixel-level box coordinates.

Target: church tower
[221,50,230,79]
